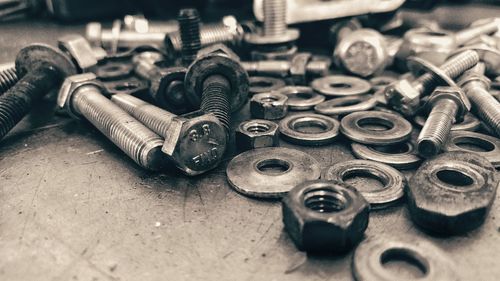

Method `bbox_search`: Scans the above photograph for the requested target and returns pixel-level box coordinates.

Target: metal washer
[444,131,500,167]
[322,160,406,209]
[249,76,286,95]
[311,75,371,97]
[351,141,421,170]
[314,95,376,116]
[226,147,321,199]
[279,113,340,146]
[278,86,325,111]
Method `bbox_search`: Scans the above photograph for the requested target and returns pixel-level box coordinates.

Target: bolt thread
[111,94,176,138]
[414,50,479,94]
[417,99,459,157]
[454,20,499,45]
[263,0,287,37]
[178,8,201,65]
[464,82,500,137]
[0,67,18,95]
[0,66,60,140]
[306,60,331,76]
[73,86,165,170]
[201,75,231,132]
[169,23,239,52]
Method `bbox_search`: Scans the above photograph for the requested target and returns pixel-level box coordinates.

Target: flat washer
[341,111,413,145]
[314,95,376,116]
[278,86,325,111]
[311,75,371,97]
[353,236,458,281]
[444,131,500,167]
[369,76,397,92]
[351,141,421,170]
[279,113,340,146]
[226,147,321,199]
[249,76,286,95]
[322,160,406,209]
[413,112,481,132]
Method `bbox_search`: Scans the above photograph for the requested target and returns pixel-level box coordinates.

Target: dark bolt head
[15,43,77,78]
[154,66,191,114]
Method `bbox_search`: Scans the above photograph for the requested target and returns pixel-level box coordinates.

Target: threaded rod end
[201,75,231,132]
[178,8,201,66]
[263,0,287,37]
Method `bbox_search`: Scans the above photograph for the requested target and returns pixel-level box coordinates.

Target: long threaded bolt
[64,79,167,170]
[178,8,202,66]
[110,93,227,175]
[263,0,287,37]
[0,67,18,95]
[0,44,76,141]
[459,63,500,137]
[242,59,330,78]
[454,19,499,46]
[412,50,480,95]
[201,74,231,132]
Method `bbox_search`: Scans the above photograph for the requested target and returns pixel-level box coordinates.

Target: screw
[0,44,76,141]
[417,86,471,158]
[385,50,480,115]
[110,93,227,175]
[0,66,18,95]
[459,63,500,137]
[177,8,202,66]
[59,73,168,170]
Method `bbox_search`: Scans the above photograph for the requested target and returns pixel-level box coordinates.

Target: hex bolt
[132,51,189,114]
[385,50,480,116]
[0,44,76,140]
[417,86,471,158]
[110,93,227,175]
[58,73,168,171]
[0,66,18,95]
[178,8,202,66]
[459,63,500,137]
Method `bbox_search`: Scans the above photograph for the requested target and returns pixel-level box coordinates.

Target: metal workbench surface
[1,19,499,281]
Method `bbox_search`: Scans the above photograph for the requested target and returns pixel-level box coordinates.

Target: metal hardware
[250,92,288,120]
[311,75,371,97]
[444,131,500,168]
[278,86,325,110]
[278,113,340,146]
[0,66,18,95]
[235,119,279,150]
[351,141,421,170]
[248,76,286,95]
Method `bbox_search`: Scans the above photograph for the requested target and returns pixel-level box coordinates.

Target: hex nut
[407,151,498,234]
[282,179,369,253]
[235,119,279,151]
[58,34,99,72]
[250,92,288,120]
[428,86,471,121]
[57,73,105,119]
[384,79,420,115]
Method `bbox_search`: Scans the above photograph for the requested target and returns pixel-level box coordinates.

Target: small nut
[384,79,420,115]
[427,86,471,121]
[282,180,369,253]
[408,151,498,234]
[235,119,279,150]
[250,92,288,120]
[58,34,98,72]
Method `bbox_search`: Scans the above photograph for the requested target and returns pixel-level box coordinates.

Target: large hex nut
[282,180,369,253]
[57,73,105,119]
[427,86,471,121]
[185,44,249,112]
[58,34,99,72]
[250,92,288,120]
[408,151,498,235]
[235,119,279,151]
[384,79,421,115]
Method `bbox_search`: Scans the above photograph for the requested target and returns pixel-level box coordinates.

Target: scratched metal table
[1,9,500,281]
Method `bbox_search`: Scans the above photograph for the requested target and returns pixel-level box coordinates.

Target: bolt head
[85,22,102,47]
[58,34,99,72]
[15,43,77,78]
[58,73,104,119]
[162,113,227,176]
[428,86,471,120]
[384,79,420,115]
[290,52,312,85]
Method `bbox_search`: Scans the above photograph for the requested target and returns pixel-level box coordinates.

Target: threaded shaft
[111,94,176,138]
[417,99,459,157]
[306,60,331,76]
[0,66,60,140]
[201,75,231,132]
[178,8,201,66]
[0,67,18,95]
[72,85,165,170]
[454,20,499,46]
[464,82,500,137]
[169,23,239,52]
[413,50,479,95]
[263,0,287,37]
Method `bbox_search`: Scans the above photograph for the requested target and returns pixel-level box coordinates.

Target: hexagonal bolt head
[428,86,471,121]
[162,113,227,176]
[282,180,369,253]
[58,34,99,72]
[235,119,279,151]
[57,73,104,119]
[384,79,421,115]
[408,151,498,234]
[290,52,311,85]
[250,92,288,120]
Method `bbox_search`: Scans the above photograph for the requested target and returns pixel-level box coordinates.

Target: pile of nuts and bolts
[1,1,499,279]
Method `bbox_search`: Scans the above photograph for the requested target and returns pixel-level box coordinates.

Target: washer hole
[251,80,273,88]
[380,248,428,279]
[330,83,352,89]
[454,136,495,152]
[290,92,313,99]
[292,118,329,134]
[342,169,387,192]
[304,188,347,213]
[256,159,291,175]
[436,169,474,187]
[357,117,394,131]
